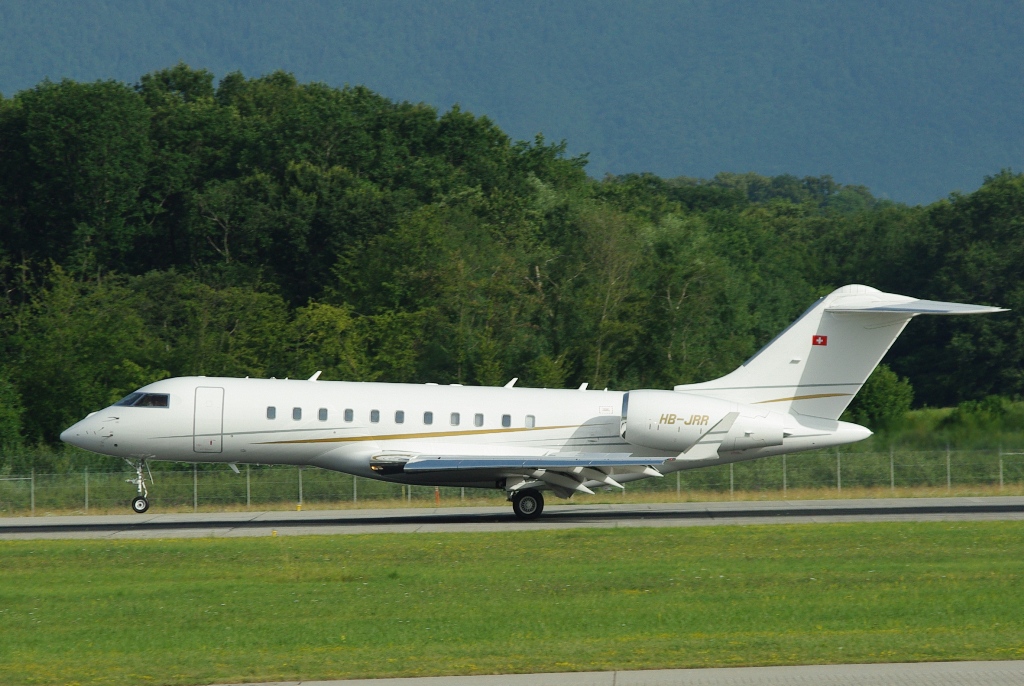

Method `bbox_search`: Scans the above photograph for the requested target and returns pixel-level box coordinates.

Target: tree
[843,364,914,431]
[5,269,168,443]
[0,370,24,458]
[0,79,151,273]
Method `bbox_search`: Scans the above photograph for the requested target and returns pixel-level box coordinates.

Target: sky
[2,0,1022,204]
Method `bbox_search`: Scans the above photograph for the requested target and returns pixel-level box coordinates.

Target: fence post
[31,467,35,516]
[836,449,841,493]
[353,475,358,504]
[408,483,412,503]
[890,447,895,492]
[461,486,465,501]
[946,444,951,492]
[729,463,734,499]
[246,464,251,509]
[298,467,303,508]
[193,464,198,512]
[84,467,89,513]
[998,446,1004,491]
[677,470,681,498]
[782,455,787,498]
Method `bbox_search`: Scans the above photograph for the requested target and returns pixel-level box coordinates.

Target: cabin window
[423,411,433,425]
[395,410,405,424]
[293,407,302,420]
[450,412,460,426]
[474,413,484,427]
[318,408,328,421]
[501,414,511,428]
[370,409,380,423]
[267,406,276,420]
[344,408,353,422]
[526,414,535,428]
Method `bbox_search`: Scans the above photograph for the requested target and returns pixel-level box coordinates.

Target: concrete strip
[2,497,1024,540]
[216,660,1024,686]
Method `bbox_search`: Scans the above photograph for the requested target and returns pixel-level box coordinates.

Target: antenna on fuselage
[504,377,518,388]
[308,371,322,382]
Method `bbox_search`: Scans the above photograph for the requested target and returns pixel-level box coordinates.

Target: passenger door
[193,387,224,453]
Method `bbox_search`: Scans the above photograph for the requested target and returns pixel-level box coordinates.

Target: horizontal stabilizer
[827,298,1007,315]
[404,453,659,472]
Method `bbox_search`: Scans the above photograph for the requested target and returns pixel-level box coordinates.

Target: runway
[2,495,1023,539]
[219,660,1024,685]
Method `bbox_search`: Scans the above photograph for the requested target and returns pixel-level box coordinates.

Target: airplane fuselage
[62,375,867,489]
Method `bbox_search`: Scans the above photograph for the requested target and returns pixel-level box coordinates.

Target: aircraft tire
[131,496,150,514]
[512,489,544,519]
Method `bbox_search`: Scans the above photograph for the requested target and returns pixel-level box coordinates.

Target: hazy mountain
[2,0,1021,204]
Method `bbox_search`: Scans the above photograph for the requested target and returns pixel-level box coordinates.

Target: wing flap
[403,453,660,472]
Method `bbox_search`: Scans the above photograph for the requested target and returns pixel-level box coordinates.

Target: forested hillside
[1,65,1022,464]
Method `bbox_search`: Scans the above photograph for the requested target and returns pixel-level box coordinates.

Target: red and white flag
[812,335,828,346]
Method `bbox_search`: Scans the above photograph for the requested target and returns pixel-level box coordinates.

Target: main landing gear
[125,459,152,513]
[511,489,544,519]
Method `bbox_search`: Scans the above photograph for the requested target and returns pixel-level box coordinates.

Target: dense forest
[1,65,1022,470]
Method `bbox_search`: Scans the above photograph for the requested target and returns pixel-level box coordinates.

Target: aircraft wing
[394,452,668,496]
[404,453,659,471]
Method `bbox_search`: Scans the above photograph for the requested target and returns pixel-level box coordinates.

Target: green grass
[2,523,1024,685]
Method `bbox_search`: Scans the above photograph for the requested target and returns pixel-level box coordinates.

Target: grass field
[2,522,1024,685]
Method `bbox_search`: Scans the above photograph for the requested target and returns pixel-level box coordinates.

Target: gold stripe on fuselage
[256,424,580,445]
[753,393,852,404]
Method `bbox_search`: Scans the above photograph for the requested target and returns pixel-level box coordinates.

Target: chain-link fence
[2,448,1023,515]
[650,447,1024,498]
[0,464,488,515]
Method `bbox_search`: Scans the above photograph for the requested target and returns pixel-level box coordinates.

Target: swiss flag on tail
[812,335,828,346]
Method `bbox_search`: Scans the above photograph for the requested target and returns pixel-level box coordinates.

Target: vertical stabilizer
[676,285,1006,420]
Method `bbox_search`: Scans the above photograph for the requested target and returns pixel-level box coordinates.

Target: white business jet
[61,285,1005,518]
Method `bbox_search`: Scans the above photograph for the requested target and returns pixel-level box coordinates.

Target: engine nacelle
[621,389,786,454]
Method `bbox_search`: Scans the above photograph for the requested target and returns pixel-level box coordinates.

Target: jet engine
[621,389,786,454]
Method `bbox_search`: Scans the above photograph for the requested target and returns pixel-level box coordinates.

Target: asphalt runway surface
[219,660,1024,685]
[2,496,1023,539]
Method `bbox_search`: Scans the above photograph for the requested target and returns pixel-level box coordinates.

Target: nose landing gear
[125,459,152,513]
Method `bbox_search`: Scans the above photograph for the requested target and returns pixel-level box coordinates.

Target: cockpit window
[115,393,170,408]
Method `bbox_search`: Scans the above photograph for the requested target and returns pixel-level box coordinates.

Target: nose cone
[60,422,85,448]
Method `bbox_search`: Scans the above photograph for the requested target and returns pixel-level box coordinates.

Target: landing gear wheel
[512,489,544,519]
[125,458,151,513]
